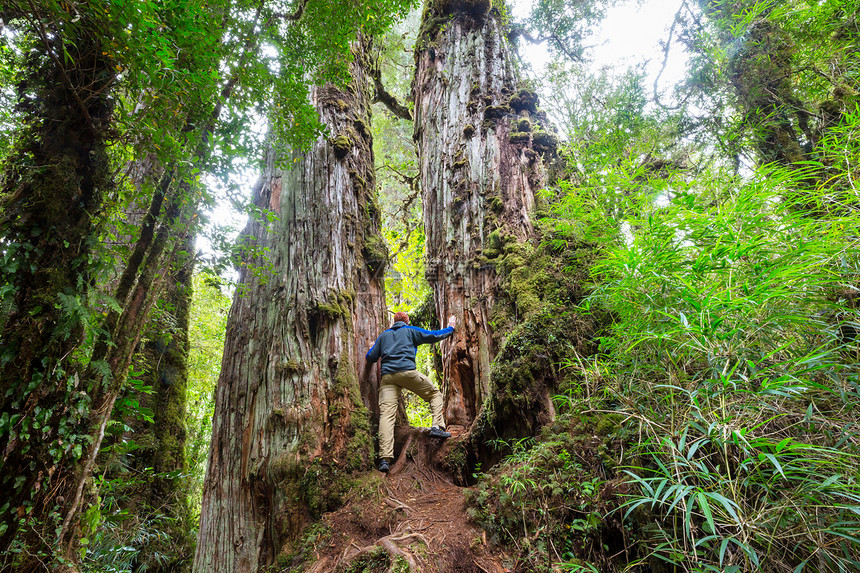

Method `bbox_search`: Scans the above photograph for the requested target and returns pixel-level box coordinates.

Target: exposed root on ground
[336,529,425,571]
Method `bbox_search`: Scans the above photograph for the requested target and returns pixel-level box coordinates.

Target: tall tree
[0,0,410,567]
[0,3,124,567]
[688,0,859,168]
[193,43,388,572]
[413,0,555,427]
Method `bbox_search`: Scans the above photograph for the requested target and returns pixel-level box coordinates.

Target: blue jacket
[366,321,454,375]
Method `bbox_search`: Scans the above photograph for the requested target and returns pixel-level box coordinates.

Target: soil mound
[302,426,508,572]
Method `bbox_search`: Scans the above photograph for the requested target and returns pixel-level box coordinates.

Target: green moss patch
[417,1,451,43]
[532,130,558,154]
[432,0,492,21]
[508,131,530,145]
[331,132,353,159]
[273,522,332,570]
[362,234,388,275]
[472,223,606,448]
[465,415,630,571]
[312,290,354,321]
[343,546,389,572]
[353,118,371,140]
[483,104,512,122]
[509,89,539,114]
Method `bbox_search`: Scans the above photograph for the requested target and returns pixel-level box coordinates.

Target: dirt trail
[304,426,509,572]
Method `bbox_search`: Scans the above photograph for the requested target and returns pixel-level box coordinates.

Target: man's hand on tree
[447,315,457,330]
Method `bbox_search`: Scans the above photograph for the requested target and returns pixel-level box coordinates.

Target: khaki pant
[378,370,445,460]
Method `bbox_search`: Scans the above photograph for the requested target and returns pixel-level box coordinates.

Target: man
[366,311,457,473]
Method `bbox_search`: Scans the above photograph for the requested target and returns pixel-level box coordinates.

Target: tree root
[389,434,414,475]
[384,495,412,514]
[336,531,427,572]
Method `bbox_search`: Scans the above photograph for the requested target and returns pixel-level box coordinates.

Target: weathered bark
[413,0,553,427]
[193,45,387,572]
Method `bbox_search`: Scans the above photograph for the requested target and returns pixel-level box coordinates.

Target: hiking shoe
[378,459,390,473]
[429,426,451,439]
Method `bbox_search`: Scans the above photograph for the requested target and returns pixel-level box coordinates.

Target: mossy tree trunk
[193,44,387,573]
[0,14,118,567]
[114,234,195,572]
[412,0,555,427]
[697,1,807,165]
[0,4,265,567]
[727,21,806,165]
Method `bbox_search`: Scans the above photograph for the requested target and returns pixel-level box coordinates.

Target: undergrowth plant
[472,70,860,568]
[576,153,860,571]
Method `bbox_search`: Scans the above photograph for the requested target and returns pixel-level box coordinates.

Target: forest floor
[304,426,510,572]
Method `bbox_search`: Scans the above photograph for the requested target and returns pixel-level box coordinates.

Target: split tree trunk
[193,45,387,572]
[413,0,551,427]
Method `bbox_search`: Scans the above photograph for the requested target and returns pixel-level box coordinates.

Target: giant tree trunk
[193,46,387,573]
[413,0,552,427]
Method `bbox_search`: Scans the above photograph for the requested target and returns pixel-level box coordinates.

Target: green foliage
[467,5,860,570]
[186,273,230,518]
[0,0,417,562]
[580,159,860,570]
[678,0,860,165]
[274,522,332,571]
[81,504,193,573]
[341,545,390,573]
[383,225,429,312]
[530,82,860,569]
[511,0,610,64]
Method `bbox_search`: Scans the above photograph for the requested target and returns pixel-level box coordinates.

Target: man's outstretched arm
[408,315,457,345]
